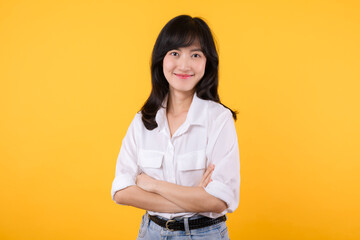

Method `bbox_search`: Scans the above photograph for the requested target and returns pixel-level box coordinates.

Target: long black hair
[140,15,237,130]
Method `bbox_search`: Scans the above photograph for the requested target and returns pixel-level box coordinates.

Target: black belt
[149,214,226,231]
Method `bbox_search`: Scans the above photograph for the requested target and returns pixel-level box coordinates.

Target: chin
[172,86,196,93]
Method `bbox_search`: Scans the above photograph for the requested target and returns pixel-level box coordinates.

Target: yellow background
[1,0,359,239]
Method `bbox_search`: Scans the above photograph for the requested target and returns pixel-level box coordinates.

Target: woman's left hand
[136,173,157,192]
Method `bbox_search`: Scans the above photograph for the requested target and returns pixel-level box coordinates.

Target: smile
[174,73,194,79]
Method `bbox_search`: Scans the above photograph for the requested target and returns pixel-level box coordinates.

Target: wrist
[152,179,165,194]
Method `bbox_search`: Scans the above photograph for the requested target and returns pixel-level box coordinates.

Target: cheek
[163,56,175,72]
[196,60,207,75]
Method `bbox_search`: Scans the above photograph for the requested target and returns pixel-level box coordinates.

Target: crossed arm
[113,164,227,214]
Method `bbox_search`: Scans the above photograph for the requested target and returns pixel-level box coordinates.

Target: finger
[198,171,210,187]
[202,170,214,187]
[202,164,214,181]
[199,165,215,187]
[206,164,215,178]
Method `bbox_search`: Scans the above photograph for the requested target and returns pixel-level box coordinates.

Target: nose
[178,55,190,71]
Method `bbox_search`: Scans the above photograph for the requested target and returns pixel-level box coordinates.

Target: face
[163,42,207,95]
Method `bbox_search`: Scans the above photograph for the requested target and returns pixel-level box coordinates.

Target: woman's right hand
[198,164,215,188]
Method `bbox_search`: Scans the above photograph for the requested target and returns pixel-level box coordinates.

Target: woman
[111,15,240,239]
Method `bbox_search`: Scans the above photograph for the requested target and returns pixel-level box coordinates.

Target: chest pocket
[177,150,207,187]
[138,149,164,180]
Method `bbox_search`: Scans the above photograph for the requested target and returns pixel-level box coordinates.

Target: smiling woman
[111,15,240,240]
[163,42,207,94]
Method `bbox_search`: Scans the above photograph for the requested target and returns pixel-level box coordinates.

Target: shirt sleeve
[204,110,240,213]
[111,114,140,203]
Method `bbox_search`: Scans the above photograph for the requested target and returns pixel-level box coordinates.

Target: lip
[174,73,194,79]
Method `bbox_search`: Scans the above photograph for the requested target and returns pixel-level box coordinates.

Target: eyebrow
[174,48,203,52]
[190,48,203,52]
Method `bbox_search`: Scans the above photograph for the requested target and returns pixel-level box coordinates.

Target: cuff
[204,180,237,213]
[111,174,136,203]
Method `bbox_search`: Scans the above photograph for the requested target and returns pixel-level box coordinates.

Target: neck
[167,90,195,115]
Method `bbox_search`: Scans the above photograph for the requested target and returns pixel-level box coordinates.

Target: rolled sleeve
[205,110,240,213]
[205,180,237,212]
[111,174,136,202]
[111,114,140,202]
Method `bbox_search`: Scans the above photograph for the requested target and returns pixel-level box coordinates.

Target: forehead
[177,40,202,51]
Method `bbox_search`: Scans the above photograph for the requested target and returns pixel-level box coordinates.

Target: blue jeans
[137,212,230,240]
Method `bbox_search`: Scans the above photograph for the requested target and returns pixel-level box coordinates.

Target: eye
[192,53,201,58]
[170,52,179,56]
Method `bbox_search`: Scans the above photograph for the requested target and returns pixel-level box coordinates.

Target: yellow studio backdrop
[0,0,359,239]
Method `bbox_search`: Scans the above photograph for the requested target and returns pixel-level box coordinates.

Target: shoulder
[206,100,233,122]
[206,101,237,148]
[126,112,144,131]
[204,101,235,139]
[134,111,142,121]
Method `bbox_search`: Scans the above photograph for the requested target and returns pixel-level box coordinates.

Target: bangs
[166,27,202,50]
[161,18,205,53]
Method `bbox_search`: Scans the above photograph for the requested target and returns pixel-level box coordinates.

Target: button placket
[166,141,176,183]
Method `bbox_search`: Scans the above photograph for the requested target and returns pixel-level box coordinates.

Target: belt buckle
[165,219,176,231]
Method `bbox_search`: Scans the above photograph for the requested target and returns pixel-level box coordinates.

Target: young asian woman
[111,15,240,240]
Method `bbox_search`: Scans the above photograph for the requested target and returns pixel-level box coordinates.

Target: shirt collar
[155,92,208,134]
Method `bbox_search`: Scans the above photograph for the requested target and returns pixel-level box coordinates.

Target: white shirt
[111,92,240,219]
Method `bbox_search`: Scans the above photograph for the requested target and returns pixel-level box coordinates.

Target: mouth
[174,73,194,79]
